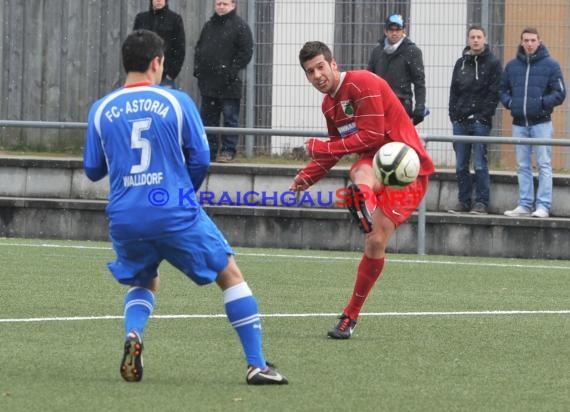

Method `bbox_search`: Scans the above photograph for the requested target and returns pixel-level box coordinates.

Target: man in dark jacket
[500,27,566,218]
[194,0,253,162]
[448,25,502,215]
[368,14,426,126]
[133,0,185,89]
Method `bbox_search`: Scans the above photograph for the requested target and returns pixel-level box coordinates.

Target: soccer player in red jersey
[289,41,435,339]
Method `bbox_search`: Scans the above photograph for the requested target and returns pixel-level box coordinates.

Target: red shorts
[351,157,429,227]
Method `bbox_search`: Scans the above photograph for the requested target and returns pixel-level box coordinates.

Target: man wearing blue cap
[368,14,427,126]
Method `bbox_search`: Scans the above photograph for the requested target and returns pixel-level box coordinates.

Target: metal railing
[0,121,328,157]
[3,120,570,255]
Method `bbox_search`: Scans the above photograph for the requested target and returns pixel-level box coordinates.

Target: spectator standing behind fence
[194,0,253,163]
[500,27,566,218]
[133,0,185,89]
[368,14,427,126]
[448,25,502,215]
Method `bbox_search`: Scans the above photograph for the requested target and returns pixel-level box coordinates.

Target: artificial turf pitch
[1,238,569,411]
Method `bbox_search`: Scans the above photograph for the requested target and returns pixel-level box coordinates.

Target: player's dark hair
[298,41,333,69]
[122,29,165,73]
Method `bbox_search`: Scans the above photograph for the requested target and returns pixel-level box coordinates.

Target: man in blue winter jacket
[500,27,566,218]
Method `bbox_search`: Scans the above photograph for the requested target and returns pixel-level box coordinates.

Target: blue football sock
[124,287,155,340]
[223,282,266,369]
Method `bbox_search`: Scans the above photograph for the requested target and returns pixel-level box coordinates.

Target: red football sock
[344,255,385,321]
[357,183,376,212]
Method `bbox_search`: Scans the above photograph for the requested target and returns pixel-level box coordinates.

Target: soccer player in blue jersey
[83,29,287,385]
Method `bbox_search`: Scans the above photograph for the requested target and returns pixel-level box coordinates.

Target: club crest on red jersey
[341,100,354,117]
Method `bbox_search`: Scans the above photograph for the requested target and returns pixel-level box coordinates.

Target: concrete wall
[1,156,570,259]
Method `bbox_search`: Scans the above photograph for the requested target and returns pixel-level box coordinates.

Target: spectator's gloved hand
[412,107,425,126]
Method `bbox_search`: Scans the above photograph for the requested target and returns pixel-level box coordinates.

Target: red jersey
[298,70,434,186]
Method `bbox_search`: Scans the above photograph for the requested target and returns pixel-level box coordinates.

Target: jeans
[200,96,240,158]
[512,122,553,211]
[452,120,491,206]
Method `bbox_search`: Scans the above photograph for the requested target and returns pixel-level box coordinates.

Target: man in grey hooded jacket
[368,14,426,126]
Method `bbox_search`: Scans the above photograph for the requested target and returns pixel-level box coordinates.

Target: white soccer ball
[373,141,420,188]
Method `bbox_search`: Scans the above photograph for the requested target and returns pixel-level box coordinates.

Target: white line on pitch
[1,310,569,324]
[2,241,570,270]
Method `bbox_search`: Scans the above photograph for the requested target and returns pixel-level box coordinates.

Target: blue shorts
[108,208,233,286]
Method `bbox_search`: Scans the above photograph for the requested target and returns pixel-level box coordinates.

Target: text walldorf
[123,172,164,188]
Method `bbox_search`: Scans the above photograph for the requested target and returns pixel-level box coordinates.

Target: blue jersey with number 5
[84,84,210,241]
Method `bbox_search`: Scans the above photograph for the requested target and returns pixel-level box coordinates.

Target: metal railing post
[244,0,256,158]
[417,197,427,255]
[417,141,428,255]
